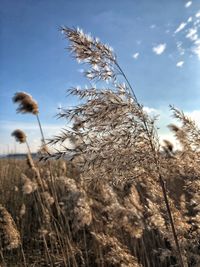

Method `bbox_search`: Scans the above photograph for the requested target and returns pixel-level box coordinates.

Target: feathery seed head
[168,124,180,133]
[13,92,39,114]
[19,203,26,218]
[60,26,116,81]
[163,139,174,152]
[21,174,38,194]
[0,205,21,250]
[11,129,26,143]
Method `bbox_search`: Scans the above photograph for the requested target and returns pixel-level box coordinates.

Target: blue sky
[1,0,200,153]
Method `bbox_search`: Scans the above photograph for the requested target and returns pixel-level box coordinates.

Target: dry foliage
[1,27,200,267]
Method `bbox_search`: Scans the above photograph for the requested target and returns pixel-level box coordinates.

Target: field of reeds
[1,27,200,267]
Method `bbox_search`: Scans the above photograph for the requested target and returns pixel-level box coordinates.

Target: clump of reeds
[3,26,200,267]
[0,205,21,250]
[47,26,186,267]
[55,176,92,231]
[21,173,38,194]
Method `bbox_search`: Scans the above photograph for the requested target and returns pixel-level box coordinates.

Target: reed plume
[4,26,200,267]
[13,92,39,115]
[0,205,21,250]
[13,92,46,146]
[48,26,185,267]
[91,232,142,267]
[11,129,26,144]
[11,129,32,156]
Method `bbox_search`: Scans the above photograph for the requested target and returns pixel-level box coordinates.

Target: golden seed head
[13,91,39,115]
[11,129,26,143]
[163,139,174,152]
[168,123,180,133]
[0,205,21,250]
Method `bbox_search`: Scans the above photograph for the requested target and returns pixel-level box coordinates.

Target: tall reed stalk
[54,27,185,267]
[12,92,46,146]
[11,129,32,155]
[114,61,185,267]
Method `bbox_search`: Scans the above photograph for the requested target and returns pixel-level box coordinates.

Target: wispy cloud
[176,41,185,55]
[185,110,200,126]
[152,43,166,55]
[195,10,200,18]
[185,1,192,8]
[132,52,139,59]
[174,22,187,34]
[176,61,184,67]
[192,43,200,59]
[186,28,198,41]
[185,109,200,127]
[143,106,159,115]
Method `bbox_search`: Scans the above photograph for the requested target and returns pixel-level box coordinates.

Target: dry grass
[1,141,200,267]
[1,27,200,267]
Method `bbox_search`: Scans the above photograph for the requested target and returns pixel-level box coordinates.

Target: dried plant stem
[115,61,185,267]
[42,234,54,267]
[0,250,6,266]
[83,228,89,267]
[36,113,46,145]
[25,140,32,156]
[114,61,138,102]
[159,174,185,267]
[20,245,27,267]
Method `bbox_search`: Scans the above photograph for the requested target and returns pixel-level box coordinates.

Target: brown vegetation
[1,27,200,267]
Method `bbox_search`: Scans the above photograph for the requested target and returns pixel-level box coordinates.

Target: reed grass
[1,27,200,267]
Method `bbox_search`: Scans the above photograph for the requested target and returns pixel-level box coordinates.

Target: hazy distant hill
[0,153,38,159]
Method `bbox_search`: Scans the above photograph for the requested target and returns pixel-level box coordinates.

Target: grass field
[0,143,200,267]
[1,27,200,267]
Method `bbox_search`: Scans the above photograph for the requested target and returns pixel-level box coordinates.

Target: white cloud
[196,11,200,18]
[152,43,166,55]
[176,42,185,55]
[187,17,192,23]
[195,39,200,44]
[132,52,139,59]
[176,61,184,67]
[185,110,200,126]
[175,22,187,34]
[143,106,159,115]
[192,43,200,59]
[159,133,179,149]
[186,28,198,41]
[185,1,192,8]
[194,19,200,27]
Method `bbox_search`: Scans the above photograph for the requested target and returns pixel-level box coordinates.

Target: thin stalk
[20,245,27,267]
[42,234,54,267]
[114,61,138,103]
[115,61,185,267]
[36,113,46,145]
[159,174,185,267]
[0,250,6,267]
[25,140,32,156]
[83,228,89,267]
